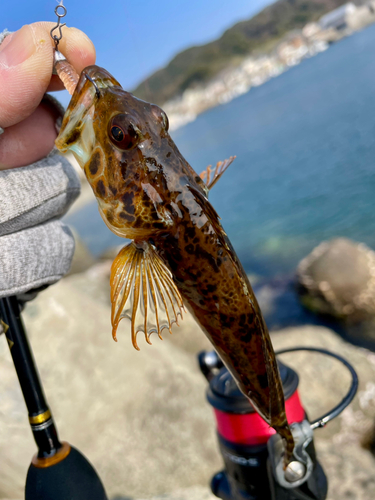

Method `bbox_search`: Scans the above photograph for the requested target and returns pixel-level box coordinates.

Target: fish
[55,65,295,464]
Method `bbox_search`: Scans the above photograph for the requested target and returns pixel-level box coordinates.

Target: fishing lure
[51,13,295,464]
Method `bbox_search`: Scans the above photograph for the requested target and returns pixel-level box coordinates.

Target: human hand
[0,22,95,169]
[0,23,95,299]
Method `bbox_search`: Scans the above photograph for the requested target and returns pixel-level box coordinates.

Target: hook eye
[84,74,101,99]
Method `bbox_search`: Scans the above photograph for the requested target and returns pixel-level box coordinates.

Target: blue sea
[66,23,375,280]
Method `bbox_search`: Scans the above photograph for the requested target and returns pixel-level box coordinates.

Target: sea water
[65,23,375,279]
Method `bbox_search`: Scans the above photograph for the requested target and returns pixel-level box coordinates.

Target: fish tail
[277,425,295,467]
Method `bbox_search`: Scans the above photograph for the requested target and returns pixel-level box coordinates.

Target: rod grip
[26,445,108,500]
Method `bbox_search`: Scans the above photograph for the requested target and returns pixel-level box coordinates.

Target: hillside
[133,0,361,104]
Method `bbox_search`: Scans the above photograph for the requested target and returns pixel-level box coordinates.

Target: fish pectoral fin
[110,241,185,350]
[199,156,236,191]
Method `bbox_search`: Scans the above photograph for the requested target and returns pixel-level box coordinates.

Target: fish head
[56,65,205,240]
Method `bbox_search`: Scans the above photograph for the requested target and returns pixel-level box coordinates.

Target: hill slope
[133,0,359,104]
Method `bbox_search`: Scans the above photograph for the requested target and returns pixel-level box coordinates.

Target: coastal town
[164,1,375,130]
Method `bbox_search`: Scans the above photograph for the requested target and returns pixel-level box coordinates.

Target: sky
[2,0,275,93]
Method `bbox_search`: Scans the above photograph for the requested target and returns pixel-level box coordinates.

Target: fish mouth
[55,65,121,166]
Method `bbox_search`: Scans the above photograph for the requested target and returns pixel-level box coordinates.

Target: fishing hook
[84,73,101,99]
[50,2,67,50]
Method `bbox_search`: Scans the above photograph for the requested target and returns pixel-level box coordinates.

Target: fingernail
[0,26,36,68]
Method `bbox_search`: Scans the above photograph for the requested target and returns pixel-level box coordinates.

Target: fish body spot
[240,330,253,343]
[89,152,100,175]
[65,129,81,146]
[247,312,255,324]
[96,180,106,197]
[257,373,269,389]
[119,212,135,222]
[121,192,135,214]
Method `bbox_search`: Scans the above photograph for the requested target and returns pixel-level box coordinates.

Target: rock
[0,274,216,500]
[67,229,97,275]
[99,245,124,261]
[253,276,310,330]
[315,438,375,500]
[125,486,217,500]
[1,265,375,499]
[297,238,375,322]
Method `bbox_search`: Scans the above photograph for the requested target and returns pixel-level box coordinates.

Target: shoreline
[163,16,375,132]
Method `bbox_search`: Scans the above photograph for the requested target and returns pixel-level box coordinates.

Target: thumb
[0,23,95,129]
[0,25,53,128]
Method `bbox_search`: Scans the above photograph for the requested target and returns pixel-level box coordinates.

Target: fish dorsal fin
[199,156,236,191]
[110,241,185,350]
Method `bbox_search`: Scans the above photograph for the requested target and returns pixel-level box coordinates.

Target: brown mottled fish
[55,65,295,463]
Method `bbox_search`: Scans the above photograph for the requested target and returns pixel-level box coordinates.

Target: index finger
[0,22,96,128]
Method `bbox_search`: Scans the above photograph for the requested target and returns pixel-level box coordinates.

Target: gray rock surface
[297,237,375,322]
[99,245,124,262]
[0,265,375,499]
[0,269,214,500]
[123,486,217,500]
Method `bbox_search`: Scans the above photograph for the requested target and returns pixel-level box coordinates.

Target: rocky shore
[1,247,375,499]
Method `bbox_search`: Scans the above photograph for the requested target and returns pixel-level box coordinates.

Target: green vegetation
[133,0,359,104]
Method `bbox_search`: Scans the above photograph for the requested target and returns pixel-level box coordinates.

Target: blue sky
[3,0,275,92]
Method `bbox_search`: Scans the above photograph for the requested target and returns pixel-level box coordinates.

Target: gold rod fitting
[29,409,51,425]
[32,441,71,469]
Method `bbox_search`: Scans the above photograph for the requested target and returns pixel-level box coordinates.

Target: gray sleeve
[0,220,75,297]
[0,154,80,236]
[0,153,81,298]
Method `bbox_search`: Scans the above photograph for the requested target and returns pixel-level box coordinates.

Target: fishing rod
[0,296,108,500]
[199,347,358,500]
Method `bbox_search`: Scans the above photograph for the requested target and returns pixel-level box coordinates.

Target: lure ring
[55,5,67,17]
[50,4,67,48]
[275,346,359,430]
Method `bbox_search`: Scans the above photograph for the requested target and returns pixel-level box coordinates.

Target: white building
[319,3,357,30]
[346,1,375,30]
[302,23,321,38]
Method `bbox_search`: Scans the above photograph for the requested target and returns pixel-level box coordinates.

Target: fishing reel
[199,347,358,500]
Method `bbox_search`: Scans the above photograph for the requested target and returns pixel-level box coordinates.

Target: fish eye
[108,114,139,150]
[151,105,169,131]
[111,126,124,142]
